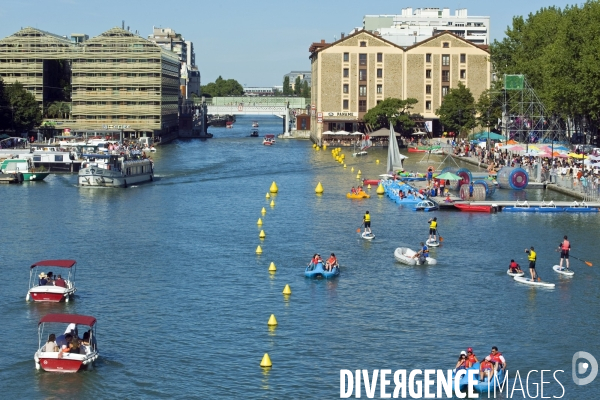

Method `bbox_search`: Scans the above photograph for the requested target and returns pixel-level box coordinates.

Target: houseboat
[78,154,153,188]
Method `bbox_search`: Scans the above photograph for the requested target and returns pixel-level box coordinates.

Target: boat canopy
[39,313,96,326]
[264,135,275,138]
[30,260,77,269]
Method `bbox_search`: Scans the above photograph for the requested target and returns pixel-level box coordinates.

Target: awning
[30,260,77,269]
[39,313,96,326]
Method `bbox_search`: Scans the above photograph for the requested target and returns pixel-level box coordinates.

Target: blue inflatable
[455,363,506,393]
[497,167,528,190]
[305,262,339,279]
[473,179,496,196]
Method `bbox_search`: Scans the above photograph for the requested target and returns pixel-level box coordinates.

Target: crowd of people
[41,323,95,356]
[454,346,507,382]
[37,271,67,288]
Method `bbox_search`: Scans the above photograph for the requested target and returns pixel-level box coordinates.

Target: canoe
[514,275,555,288]
[454,203,492,213]
[425,239,439,247]
[553,265,574,276]
[394,247,437,265]
[413,200,439,211]
[305,262,339,279]
[507,269,524,277]
[361,231,375,240]
[346,192,370,199]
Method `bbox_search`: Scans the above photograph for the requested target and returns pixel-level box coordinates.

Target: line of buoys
[270,181,278,193]
[282,284,292,295]
[315,182,324,194]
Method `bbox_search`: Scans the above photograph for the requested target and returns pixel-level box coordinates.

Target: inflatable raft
[455,363,506,393]
[346,192,370,199]
[305,262,339,279]
[394,247,437,265]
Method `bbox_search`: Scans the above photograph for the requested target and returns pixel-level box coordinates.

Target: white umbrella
[351,131,363,136]
[322,130,334,135]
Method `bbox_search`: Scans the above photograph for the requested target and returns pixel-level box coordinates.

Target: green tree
[294,76,301,96]
[475,89,503,131]
[435,82,476,138]
[363,97,419,132]
[302,80,310,99]
[283,76,290,95]
[201,76,244,97]
[0,78,10,130]
[5,81,42,132]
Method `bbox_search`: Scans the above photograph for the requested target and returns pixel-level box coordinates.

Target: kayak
[513,275,555,288]
[507,269,525,277]
[413,200,439,212]
[361,231,375,240]
[394,247,437,266]
[553,265,574,276]
[454,203,492,213]
[347,192,370,199]
[426,239,440,247]
[305,262,339,279]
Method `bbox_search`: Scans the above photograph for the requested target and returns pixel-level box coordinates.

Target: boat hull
[305,262,339,279]
[23,172,50,181]
[347,192,370,199]
[79,170,153,187]
[454,203,491,213]
[28,286,75,302]
[35,351,98,373]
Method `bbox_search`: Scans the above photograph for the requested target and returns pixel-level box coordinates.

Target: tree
[363,97,419,132]
[294,76,302,96]
[435,82,476,138]
[201,76,244,97]
[0,78,10,130]
[475,89,503,131]
[5,81,42,133]
[302,80,310,99]
[283,76,290,95]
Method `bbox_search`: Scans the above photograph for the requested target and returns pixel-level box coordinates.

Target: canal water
[1,115,599,398]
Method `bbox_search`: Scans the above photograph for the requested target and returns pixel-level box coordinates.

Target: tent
[471,131,505,141]
[369,128,401,137]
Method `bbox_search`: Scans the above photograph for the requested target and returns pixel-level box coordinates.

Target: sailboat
[387,126,407,174]
[352,133,372,157]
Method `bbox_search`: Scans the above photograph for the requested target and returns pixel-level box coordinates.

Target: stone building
[309,29,490,143]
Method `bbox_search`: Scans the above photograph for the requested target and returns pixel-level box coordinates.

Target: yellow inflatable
[346,192,370,199]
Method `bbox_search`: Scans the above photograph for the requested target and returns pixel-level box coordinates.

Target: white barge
[78,154,153,188]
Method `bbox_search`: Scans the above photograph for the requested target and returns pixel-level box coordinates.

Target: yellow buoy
[259,230,266,239]
[266,193,270,199]
[261,207,267,215]
[315,182,324,194]
[376,159,380,164]
[270,200,275,207]
[358,170,362,175]
[343,164,347,168]
[316,147,320,151]
[267,314,278,326]
[356,174,360,179]
[270,181,278,193]
[312,143,316,148]
[257,218,263,225]
[269,262,276,272]
[341,154,345,159]
[376,184,385,195]
[260,353,272,367]
[367,184,371,189]
[323,144,327,150]
[351,167,354,172]
[282,284,292,295]
[256,245,263,254]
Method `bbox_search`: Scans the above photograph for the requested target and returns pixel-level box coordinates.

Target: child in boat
[508,260,523,274]
[308,254,318,267]
[454,351,468,372]
[325,253,338,271]
[351,187,357,194]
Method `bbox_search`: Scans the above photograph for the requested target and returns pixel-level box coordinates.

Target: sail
[387,126,406,172]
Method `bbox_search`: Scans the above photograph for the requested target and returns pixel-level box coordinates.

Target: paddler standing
[525,246,539,281]
[428,217,437,242]
[363,211,371,234]
[558,235,571,271]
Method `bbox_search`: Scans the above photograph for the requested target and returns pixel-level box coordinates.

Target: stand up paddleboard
[361,232,375,240]
[426,239,440,247]
[507,269,525,277]
[553,265,574,276]
[514,275,555,288]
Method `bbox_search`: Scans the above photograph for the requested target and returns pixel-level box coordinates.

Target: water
[1,115,599,398]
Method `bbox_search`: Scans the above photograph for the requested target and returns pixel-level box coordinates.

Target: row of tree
[282,76,310,98]
[0,79,42,133]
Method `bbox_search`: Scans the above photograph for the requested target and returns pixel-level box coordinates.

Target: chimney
[321,39,325,44]
[341,32,345,39]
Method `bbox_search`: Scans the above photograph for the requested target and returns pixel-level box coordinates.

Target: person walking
[363,211,371,234]
[525,246,539,281]
[558,235,571,270]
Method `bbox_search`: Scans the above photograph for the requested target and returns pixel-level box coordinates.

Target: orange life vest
[327,256,336,265]
[561,240,570,251]
[467,354,477,367]
[490,352,503,365]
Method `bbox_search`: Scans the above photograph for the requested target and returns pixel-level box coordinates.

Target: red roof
[38,313,96,326]
[30,260,77,269]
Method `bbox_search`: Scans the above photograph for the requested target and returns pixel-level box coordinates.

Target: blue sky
[0,1,576,87]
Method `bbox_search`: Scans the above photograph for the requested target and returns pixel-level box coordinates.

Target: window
[359,100,367,112]
[54,155,64,162]
[442,55,450,66]
[426,69,432,79]
[460,69,466,79]
[443,42,449,48]
[343,99,349,109]
[377,53,383,62]
[343,84,349,94]
[377,84,382,94]
[377,100,382,105]
[442,86,449,97]
[359,69,367,81]
[343,53,349,62]
[426,53,432,63]
[359,54,367,66]
[343,68,349,78]
[359,85,367,96]
[426,85,432,94]
[426,101,432,110]
[360,41,367,47]
[460,54,466,63]
[442,70,450,82]
[377,69,383,78]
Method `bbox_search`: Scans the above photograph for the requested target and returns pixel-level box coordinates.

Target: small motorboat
[263,135,275,146]
[361,231,375,240]
[26,260,77,302]
[507,269,525,277]
[347,191,370,199]
[34,313,99,372]
[249,129,259,137]
[454,203,492,213]
[413,200,439,212]
[394,247,437,265]
[252,121,259,128]
[226,121,233,128]
[305,262,339,279]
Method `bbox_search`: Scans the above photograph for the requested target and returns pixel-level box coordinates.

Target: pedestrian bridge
[206,104,288,116]
[203,96,307,116]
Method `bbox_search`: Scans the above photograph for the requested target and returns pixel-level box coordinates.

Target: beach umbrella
[434,172,462,181]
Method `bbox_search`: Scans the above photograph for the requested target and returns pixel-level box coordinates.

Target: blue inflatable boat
[305,262,339,279]
[455,363,506,393]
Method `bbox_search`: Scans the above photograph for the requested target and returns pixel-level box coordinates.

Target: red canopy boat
[34,313,99,372]
[27,260,77,302]
[454,203,492,213]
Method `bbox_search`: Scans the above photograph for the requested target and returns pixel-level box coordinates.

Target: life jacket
[351,188,356,194]
[430,220,437,229]
[509,261,519,269]
[364,213,370,222]
[561,240,570,251]
[528,250,536,262]
[481,360,493,370]
[327,256,336,265]
[489,352,503,365]
[467,354,477,366]
[422,246,429,257]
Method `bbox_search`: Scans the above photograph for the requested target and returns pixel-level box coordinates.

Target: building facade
[0,27,181,140]
[309,30,490,142]
[363,7,490,46]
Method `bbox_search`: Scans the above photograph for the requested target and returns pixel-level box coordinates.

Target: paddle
[571,255,593,267]
[437,228,443,242]
[356,223,364,233]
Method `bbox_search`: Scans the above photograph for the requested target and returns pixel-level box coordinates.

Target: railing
[198,96,307,108]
